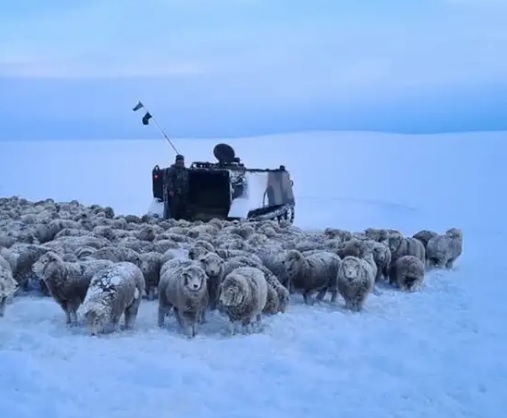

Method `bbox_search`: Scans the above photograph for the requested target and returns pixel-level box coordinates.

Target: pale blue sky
[1,0,507,140]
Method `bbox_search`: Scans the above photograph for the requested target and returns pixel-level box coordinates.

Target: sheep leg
[124,299,141,329]
[303,289,318,305]
[381,265,389,280]
[329,289,339,303]
[207,282,218,311]
[147,287,156,301]
[158,307,167,327]
[110,313,121,333]
[69,310,78,326]
[0,297,6,317]
[227,320,238,336]
[199,307,207,324]
[445,258,455,269]
[64,309,72,325]
[316,287,327,302]
[173,307,190,336]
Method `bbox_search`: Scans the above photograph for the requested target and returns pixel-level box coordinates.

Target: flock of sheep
[0,196,463,338]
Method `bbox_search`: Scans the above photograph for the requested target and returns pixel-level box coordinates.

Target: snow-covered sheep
[412,229,438,250]
[0,264,17,317]
[217,266,268,334]
[364,240,391,282]
[216,249,263,264]
[222,255,290,315]
[254,248,290,289]
[158,261,208,338]
[81,262,145,335]
[188,240,215,260]
[160,256,193,278]
[387,235,426,266]
[389,255,425,291]
[426,228,463,269]
[87,246,141,265]
[337,256,375,311]
[198,252,225,310]
[138,251,163,300]
[324,228,352,242]
[283,249,341,304]
[4,243,51,289]
[152,239,180,254]
[186,224,219,239]
[32,251,113,325]
[364,228,390,243]
[134,224,158,242]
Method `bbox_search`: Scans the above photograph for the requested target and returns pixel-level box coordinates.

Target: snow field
[1,131,507,418]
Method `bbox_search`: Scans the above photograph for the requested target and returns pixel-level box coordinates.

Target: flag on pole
[142,112,152,125]
[132,101,144,111]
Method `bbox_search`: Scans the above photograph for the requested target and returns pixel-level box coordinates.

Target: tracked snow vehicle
[148,143,296,223]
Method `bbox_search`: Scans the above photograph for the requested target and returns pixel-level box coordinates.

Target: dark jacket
[165,164,189,195]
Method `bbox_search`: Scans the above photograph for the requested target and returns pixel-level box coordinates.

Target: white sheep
[389,255,425,291]
[0,263,18,317]
[138,251,163,300]
[283,249,341,304]
[426,228,463,269]
[217,266,268,334]
[198,252,225,310]
[337,256,375,311]
[81,261,145,335]
[158,260,208,338]
[222,255,290,315]
[32,251,114,325]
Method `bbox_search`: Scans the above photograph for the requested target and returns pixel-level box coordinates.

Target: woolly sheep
[160,256,193,278]
[222,255,290,315]
[87,246,141,265]
[283,249,341,304]
[253,248,291,288]
[198,252,225,310]
[138,251,163,300]
[389,255,425,291]
[32,251,113,325]
[160,248,188,265]
[412,229,438,250]
[387,235,426,266]
[188,240,215,260]
[81,262,145,335]
[363,240,391,282]
[217,266,268,334]
[337,256,375,311]
[324,228,352,242]
[0,264,17,317]
[5,243,51,289]
[158,260,208,338]
[426,228,463,269]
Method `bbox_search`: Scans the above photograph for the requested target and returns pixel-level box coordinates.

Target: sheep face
[387,235,403,253]
[283,250,302,276]
[219,279,244,307]
[32,251,61,277]
[341,258,360,280]
[446,228,462,240]
[182,266,206,293]
[84,307,109,335]
[199,254,223,277]
[189,246,208,261]
[372,245,387,264]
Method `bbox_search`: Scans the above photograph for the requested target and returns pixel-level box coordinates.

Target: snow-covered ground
[1,131,507,418]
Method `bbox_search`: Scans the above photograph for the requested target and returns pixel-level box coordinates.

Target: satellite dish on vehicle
[213,143,236,163]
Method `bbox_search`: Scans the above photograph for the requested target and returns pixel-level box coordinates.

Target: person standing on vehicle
[165,154,189,220]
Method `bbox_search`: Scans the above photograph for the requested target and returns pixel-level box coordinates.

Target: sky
[1,0,507,140]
